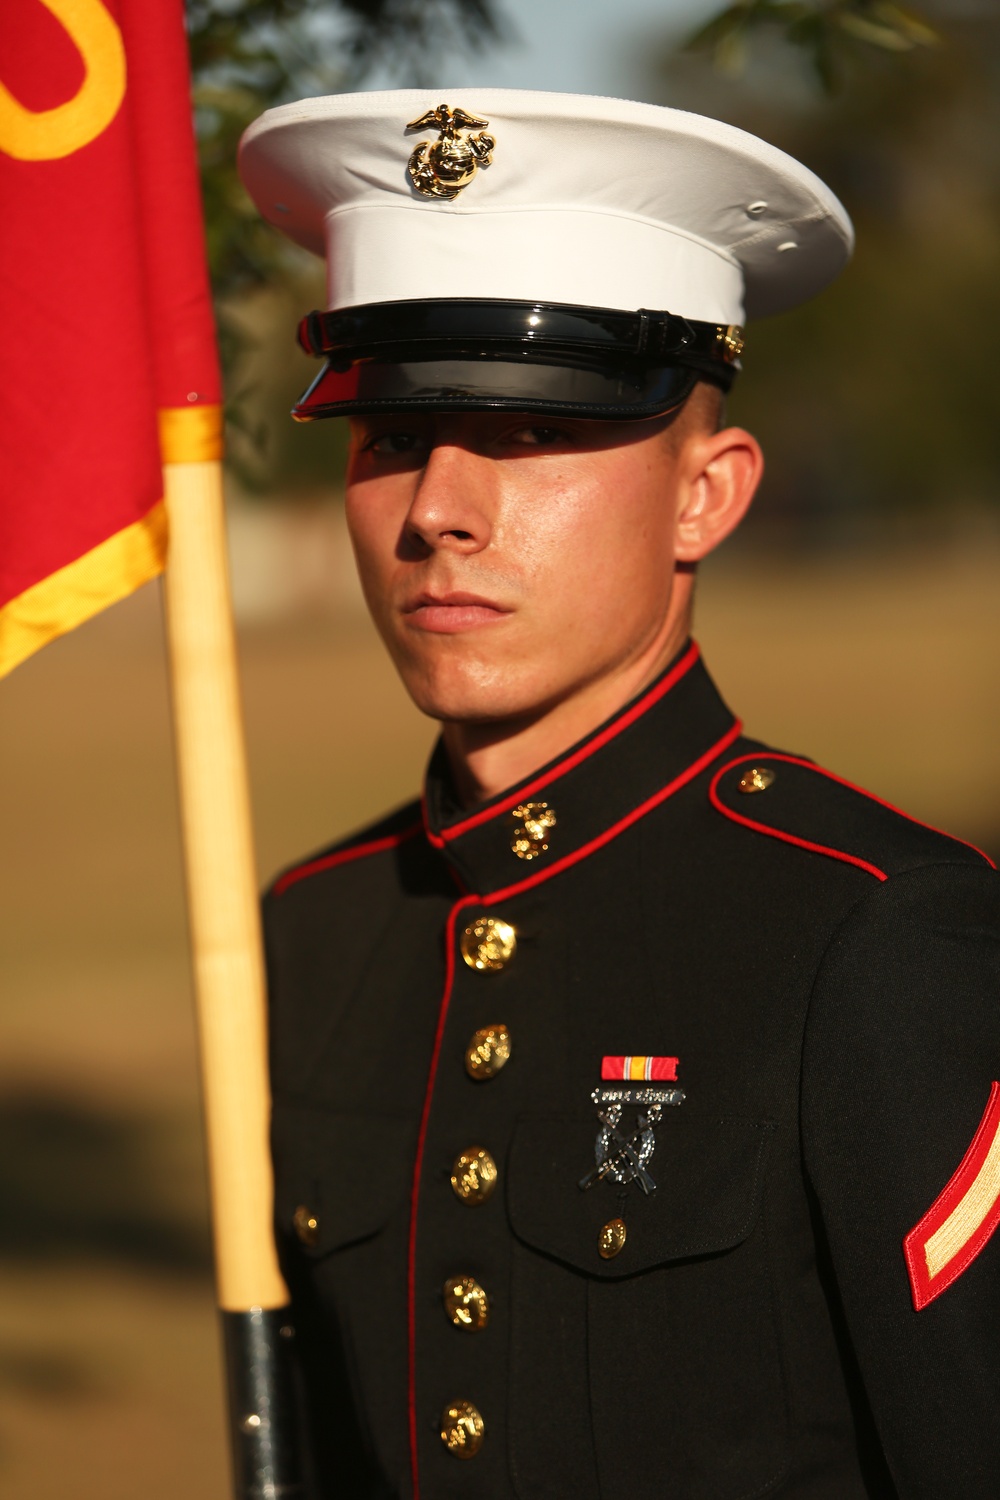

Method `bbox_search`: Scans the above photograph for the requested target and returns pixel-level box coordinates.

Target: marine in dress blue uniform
[239,90,1000,1499]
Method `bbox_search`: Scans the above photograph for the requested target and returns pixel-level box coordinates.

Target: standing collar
[422,641,740,898]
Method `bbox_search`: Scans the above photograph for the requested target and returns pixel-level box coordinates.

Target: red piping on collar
[405,714,739,1497]
[424,639,702,848]
[709,753,996,879]
[485,718,742,903]
[271,821,423,897]
[420,785,437,850]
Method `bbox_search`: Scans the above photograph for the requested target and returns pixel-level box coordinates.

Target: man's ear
[674,427,764,563]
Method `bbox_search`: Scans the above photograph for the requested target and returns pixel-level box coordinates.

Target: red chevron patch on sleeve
[904,1081,1000,1311]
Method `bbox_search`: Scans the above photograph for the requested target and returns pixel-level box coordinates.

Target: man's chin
[397,660,556,729]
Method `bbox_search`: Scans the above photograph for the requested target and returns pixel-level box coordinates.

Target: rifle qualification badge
[579,1056,685,1198]
[406,104,496,200]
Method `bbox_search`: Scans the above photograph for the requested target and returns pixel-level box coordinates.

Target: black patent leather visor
[293,353,700,422]
[291,299,742,422]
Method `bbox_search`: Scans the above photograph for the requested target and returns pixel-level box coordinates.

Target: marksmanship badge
[406,104,496,200]
[579,1057,685,1197]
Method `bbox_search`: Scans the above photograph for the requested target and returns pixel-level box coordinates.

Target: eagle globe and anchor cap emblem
[406,103,496,200]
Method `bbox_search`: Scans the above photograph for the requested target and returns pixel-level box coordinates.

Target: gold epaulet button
[738,766,776,794]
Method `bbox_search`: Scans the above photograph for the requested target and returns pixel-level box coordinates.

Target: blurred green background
[2,3,998,1494]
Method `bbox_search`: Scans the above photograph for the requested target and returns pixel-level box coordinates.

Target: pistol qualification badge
[579,1056,685,1197]
[406,104,496,200]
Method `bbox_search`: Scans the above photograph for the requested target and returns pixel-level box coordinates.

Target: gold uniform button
[292,1205,319,1247]
[465,1024,512,1081]
[440,1399,485,1458]
[598,1217,627,1260]
[443,1275,490,1331]
[738,766,776,794]
[450,1146,498,1205]
[460,917,517,972]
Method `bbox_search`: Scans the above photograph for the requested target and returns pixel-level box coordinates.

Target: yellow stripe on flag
[0,500,167,678]
[159,404,223,464]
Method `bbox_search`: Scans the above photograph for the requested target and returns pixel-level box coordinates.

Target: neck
[441,609,692,807]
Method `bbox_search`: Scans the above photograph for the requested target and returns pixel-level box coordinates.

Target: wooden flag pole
[161,429,303,1499]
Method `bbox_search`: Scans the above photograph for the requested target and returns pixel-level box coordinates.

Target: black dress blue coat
[263,642,1000,1500]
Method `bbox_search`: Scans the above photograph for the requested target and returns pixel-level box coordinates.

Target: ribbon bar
[601,1055,679,1082]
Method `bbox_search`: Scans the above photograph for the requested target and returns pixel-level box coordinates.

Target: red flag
[0,0,220,676]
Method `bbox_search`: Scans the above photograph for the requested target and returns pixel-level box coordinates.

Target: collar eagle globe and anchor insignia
[510,801,556,860]
[406,104,496,200]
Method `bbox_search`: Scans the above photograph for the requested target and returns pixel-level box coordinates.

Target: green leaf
[682,0,939,94]
[716,29,750,75]
[837,13,919,51]
[873,3,939,47]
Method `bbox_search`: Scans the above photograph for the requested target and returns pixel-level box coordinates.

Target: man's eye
[365,432,425,456]
[509,426,571,447]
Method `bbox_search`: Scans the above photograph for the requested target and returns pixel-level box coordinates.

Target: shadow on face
[346,406,689,472]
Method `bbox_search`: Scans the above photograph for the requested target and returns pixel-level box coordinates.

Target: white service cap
[238,89,853,421]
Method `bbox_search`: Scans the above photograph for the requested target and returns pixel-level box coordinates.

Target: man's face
[344,408,726,728]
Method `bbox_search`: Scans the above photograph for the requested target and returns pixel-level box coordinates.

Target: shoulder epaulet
[709,751,995,883]
[269,798,424,898]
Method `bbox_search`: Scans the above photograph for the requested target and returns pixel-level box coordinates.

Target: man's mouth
[401,590,512,634]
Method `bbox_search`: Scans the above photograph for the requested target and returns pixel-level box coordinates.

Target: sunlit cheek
[509,470,668,639]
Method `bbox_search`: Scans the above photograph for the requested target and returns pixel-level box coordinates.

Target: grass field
[0,523,997,1495]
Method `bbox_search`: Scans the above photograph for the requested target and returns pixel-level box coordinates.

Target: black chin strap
[295,298,743,387]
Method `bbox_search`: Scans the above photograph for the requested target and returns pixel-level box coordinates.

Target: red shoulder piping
[709,753,996,880]
[271,820,423,897]
[424,639,702,848]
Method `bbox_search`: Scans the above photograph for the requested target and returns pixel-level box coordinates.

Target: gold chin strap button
[465,1024,512,1081]
[292,1205,319,1247]
[738,766,776,794]
[598,1218,627,1260]
[443,1275,490,1332]
[460,917,517,972]
[440,1399,485,1458]
[511,801,556,859]
[716,323,746,362]
[450,1146,498,1205]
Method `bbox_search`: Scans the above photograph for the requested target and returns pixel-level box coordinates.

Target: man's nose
[402,443,493,556]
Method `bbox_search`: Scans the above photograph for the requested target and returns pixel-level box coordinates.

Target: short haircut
[663,381,727,450]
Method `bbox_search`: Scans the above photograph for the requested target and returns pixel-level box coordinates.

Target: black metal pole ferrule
[222,1306,305,1499]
